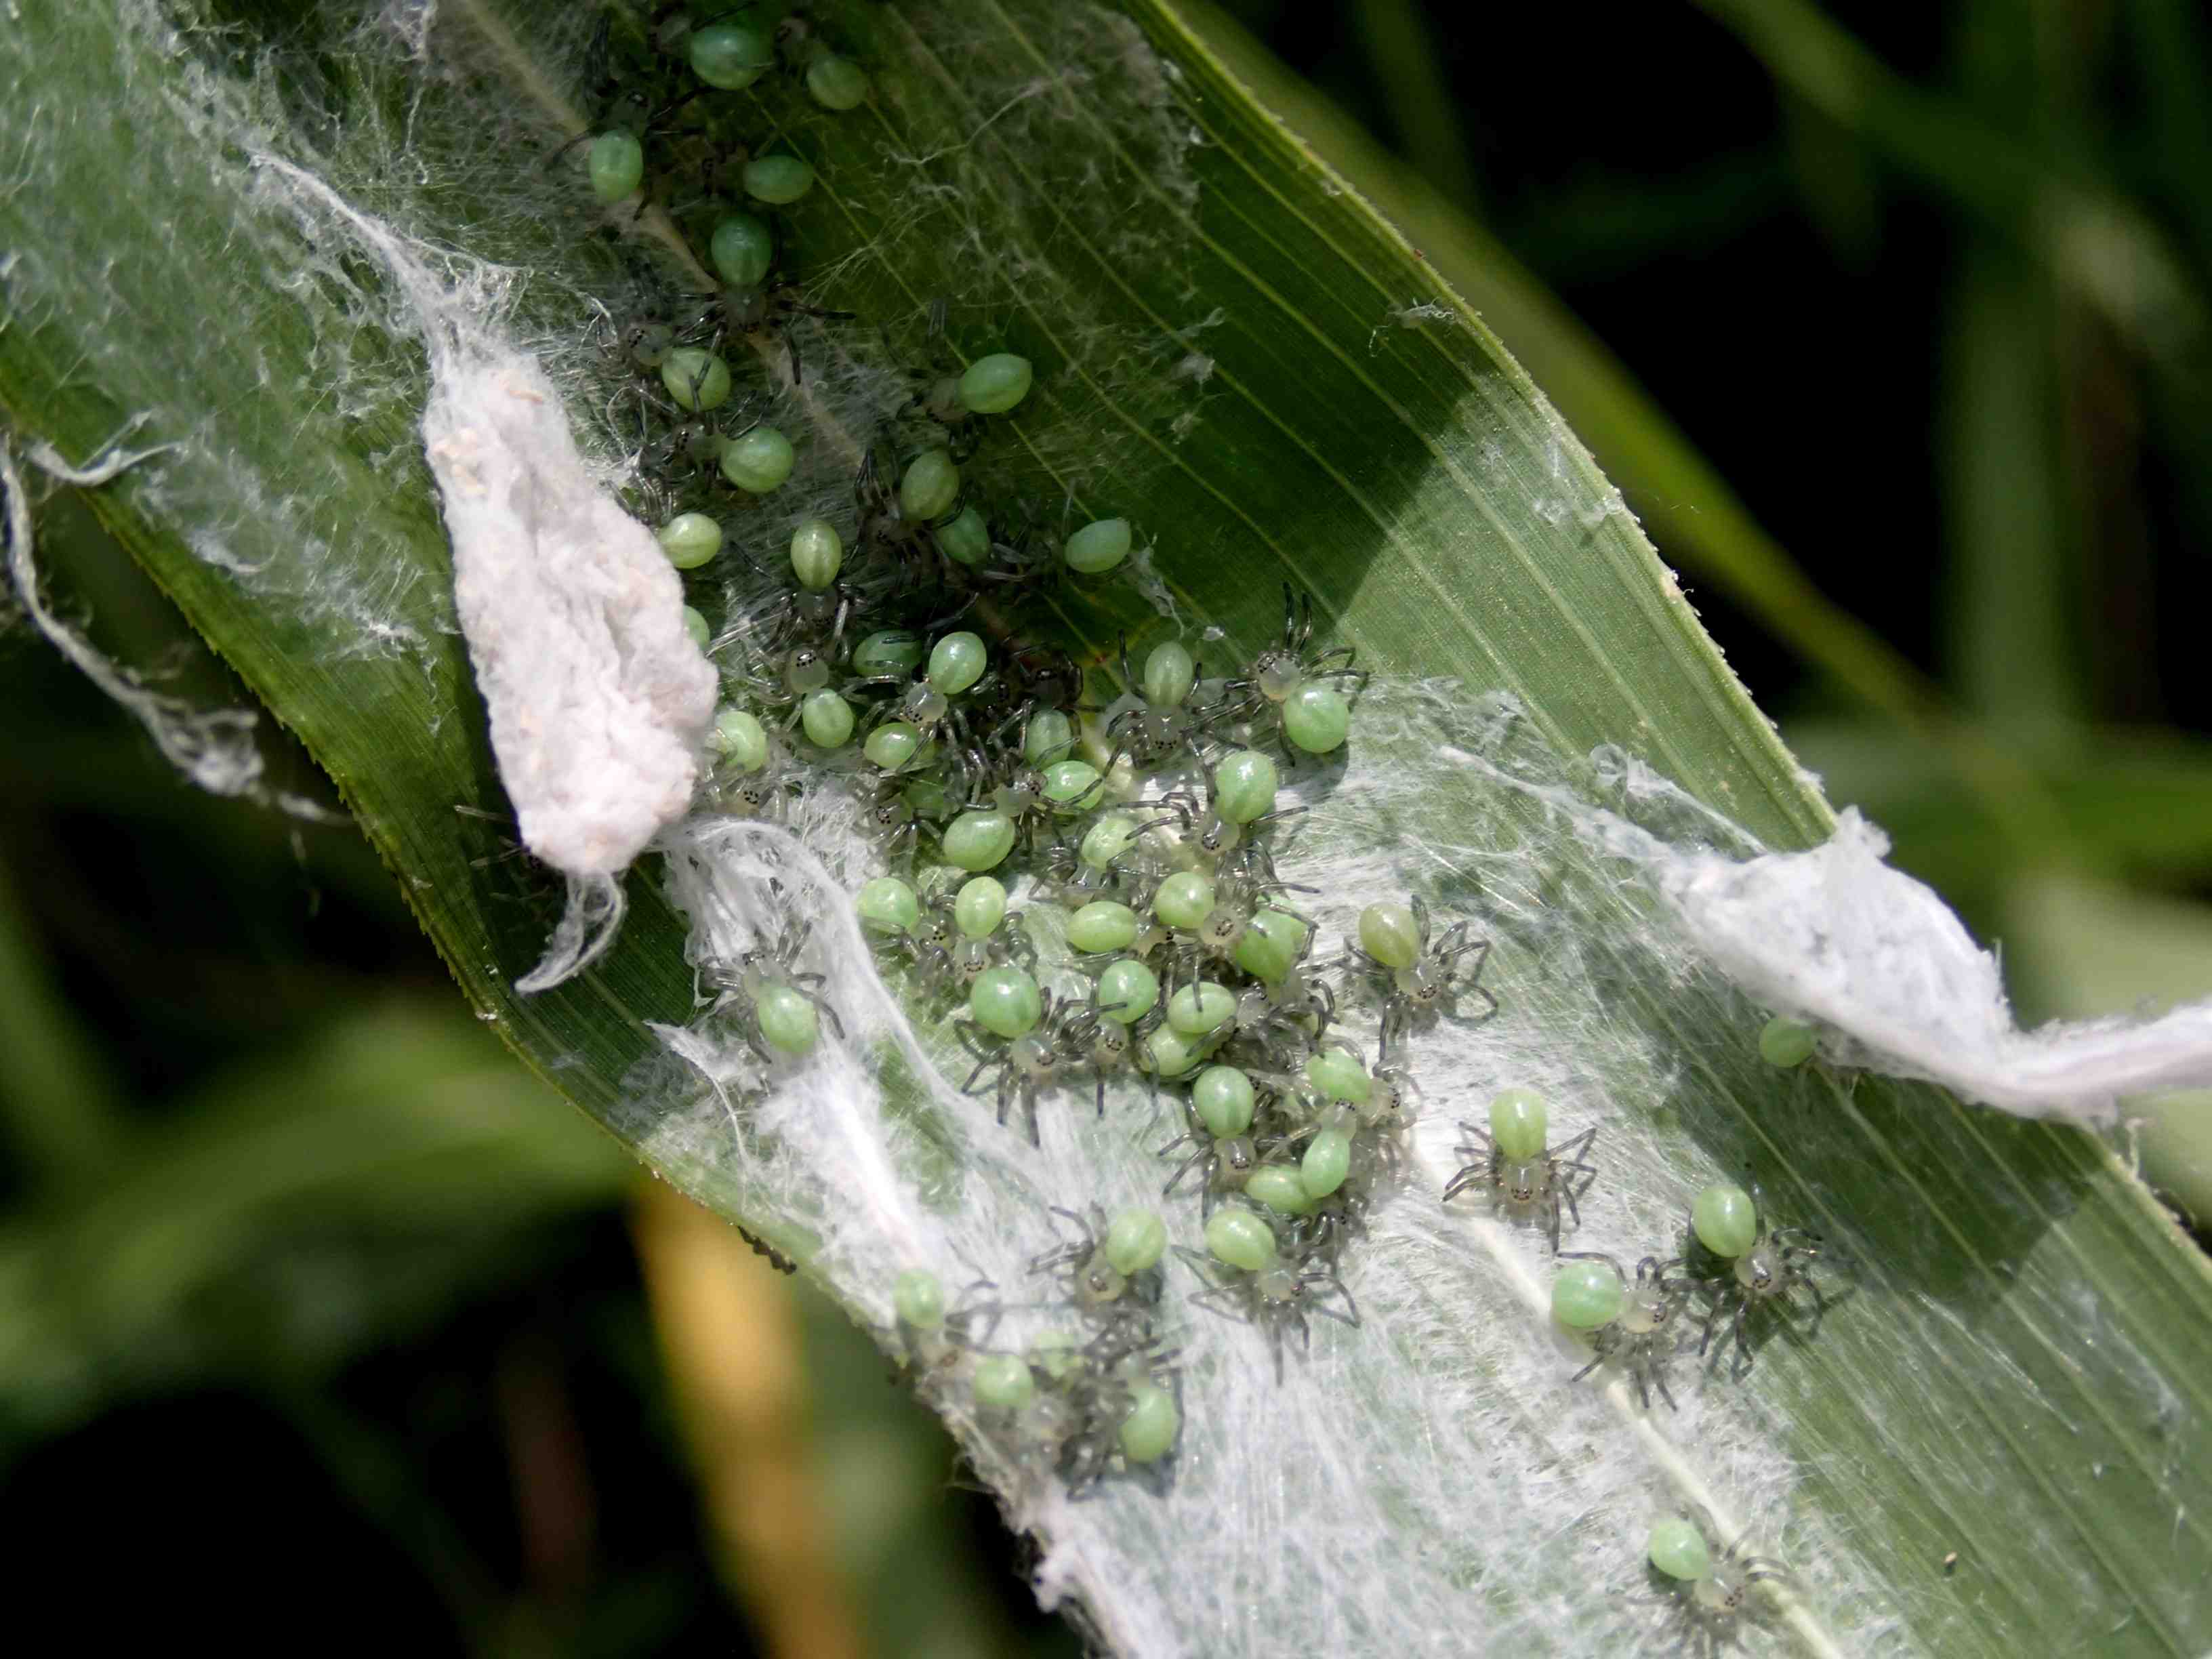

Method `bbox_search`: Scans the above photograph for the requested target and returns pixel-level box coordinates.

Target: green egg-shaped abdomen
[863,720,925,771]
[900,447,960,520]
[1064,516,1132,573]
[954,876,1006,940]
[1080,813,1138,871]
[1142,640,1196,709]
[856,876,919,935]
[893,1267,945,1330]
[1041,760,1103,812]
[788,518,842,590]
[1068,901,1141,954]
[1214,749,1279,824]
[935,504,990,567]
[1118,1380,1180,1465]
[943,811,1017,872]
[1095,958,1158,1024]
[743,153,815,204]
[972,1353,1034,1410]
[1205,1207,1277,1272]
[1551,1259,1624,1331]
[1143,1023,1208,1080]
[1300,1128,1353,1199]
[1305,1048,1372,1105]
[587,131,644,203]
[969,965,1042,1038]
[661,347,732,411]
[1759,1016,1818,1068]
[709,213,774,287]
[958,352,1033,415]
[756,984,819,1056]
[1104,1208,1167,1275]
[800,689,854,749]
[1233,908,1308,983]
[1167,981,1235,1037]
[806,53,870,111]
[1153,872,1215,930]
[657,512,723,571]
[1692,1183,1758,1258]
[1023,709,1075,765]
[711,708,769,771]
[1488,1088,1549,1163]
[1191,1065,1256,1138]
[721,426,795,493]
[1647,1517,1712,1582]
[1244,1164,1318,1217]
[853,630,924,678]
[926,630,987,695]
[1358,901,1419,970]
[689,20,772,87]
[1283,682,1351,754]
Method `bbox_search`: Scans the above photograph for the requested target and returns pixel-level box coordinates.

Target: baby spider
[895,303,1033,458]
[1177,1206,1358,1381]
[1647,1514,1788,1647]
[888,1265,998,1374]
[682,273,855,386]
[1105,635,1231,773]
[1686,1183,1828,1378]
[1159,1063,1266,1213]
[1551,1253,1692,1410]
[1052,979,1151,1116]
[1227,582,1368,705]
[1336,896,1498,1057]
[1138,737,1300,864]
[956,968,1062,1143]
[928,873,1036,989]
[1442,1087,1597,1251]
[701,897,844,1063]
[1029,1204,1168,1332]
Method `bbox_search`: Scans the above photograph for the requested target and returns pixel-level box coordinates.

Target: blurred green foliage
[6,0,2211,1652]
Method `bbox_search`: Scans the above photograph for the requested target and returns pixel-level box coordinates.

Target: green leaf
[3,3,2209,1654]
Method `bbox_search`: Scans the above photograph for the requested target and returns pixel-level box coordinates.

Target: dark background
[5,1,2209,1654]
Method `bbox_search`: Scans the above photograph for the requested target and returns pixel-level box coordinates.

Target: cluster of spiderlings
[882,1228,1182,1497]
[558,5,1537,1469]
[1438,1067,1835,1406]
[842,579,1536,1383]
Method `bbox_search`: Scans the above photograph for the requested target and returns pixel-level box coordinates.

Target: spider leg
[1698,1291,1728,1357]
[1729,1299,1757,1379]
[804,989,845,1040]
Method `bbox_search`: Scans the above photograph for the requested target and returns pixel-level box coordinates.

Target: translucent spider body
[888,1265,998,1374]
[1177,1208,1359,1381]
[1555,1252,1692,1410]
[1229,582,1368,710]
[1687,1184,1828,1377]
[1050,987,1148,1115]
[1648,1515,1789,1647]
[1335,894,1498,1057]
[1029,1204,1168,1334]
[680,277,854,386]
[703,903,844,1063]
[1105,635,1233,773]
[910,876,1034,993]
[1442,1088,1597,1250]
[1030,1332,1183,1496]
[958,980,1061,1143]
[1136,740,1301,866]
[1158,1097,1263,1215]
